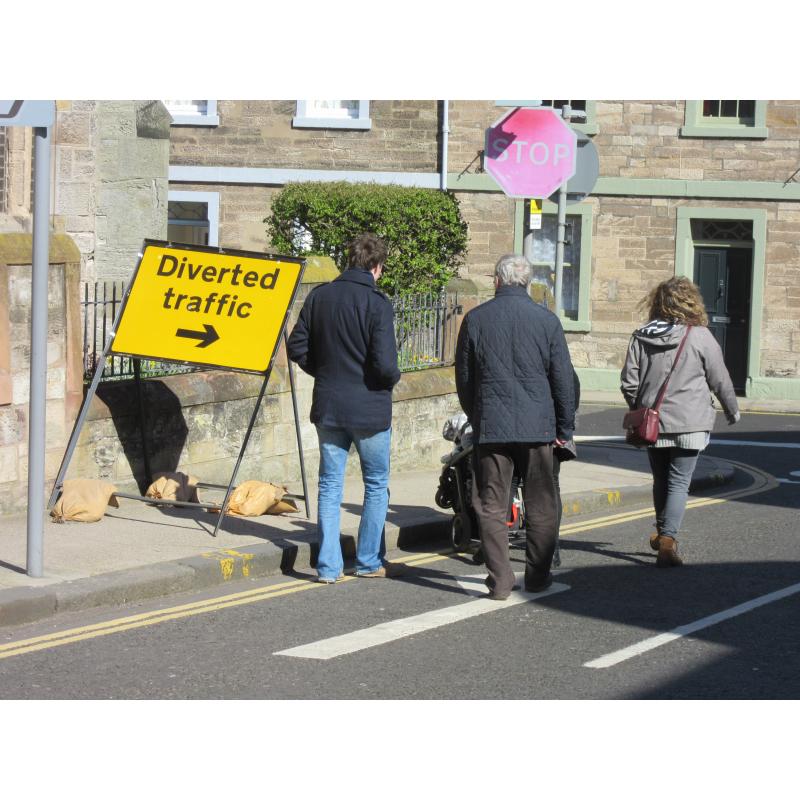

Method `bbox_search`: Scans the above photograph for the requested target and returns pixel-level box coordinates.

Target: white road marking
[584,581,800,669]
[275,572,570,660]
[576,435,800,449]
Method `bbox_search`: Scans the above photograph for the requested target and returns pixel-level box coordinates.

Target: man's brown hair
[347,233,388,270]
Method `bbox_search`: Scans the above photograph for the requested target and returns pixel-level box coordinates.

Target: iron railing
[81,282,461,382]
[81,281,200,382]
[392,291,461,372]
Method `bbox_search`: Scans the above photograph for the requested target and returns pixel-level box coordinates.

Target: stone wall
[447,101,800,184]
[0,235,82,514]
[68,363,462,500]
[169,101,441,172]
[52,100,170,283]
[177,181,279,254]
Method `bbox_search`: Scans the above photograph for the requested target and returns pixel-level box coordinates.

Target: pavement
[0,438,736,629]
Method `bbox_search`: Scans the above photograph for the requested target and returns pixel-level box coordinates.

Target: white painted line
[584,581,800,669]
[275,574,570,660]
[576,435,800,449]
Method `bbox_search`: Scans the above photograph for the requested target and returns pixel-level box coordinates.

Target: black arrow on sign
[175,324,220,348]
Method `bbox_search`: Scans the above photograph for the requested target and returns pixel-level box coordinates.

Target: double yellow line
[0,459,775,662]
[0,551,447,662]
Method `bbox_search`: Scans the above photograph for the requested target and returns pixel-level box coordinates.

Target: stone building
[166,99,800,401]
[1,98,798,513]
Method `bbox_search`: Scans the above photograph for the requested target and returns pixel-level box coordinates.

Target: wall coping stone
[0,234,81,266]
[87,364,457,422]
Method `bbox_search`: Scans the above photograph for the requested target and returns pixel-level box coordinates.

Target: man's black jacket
[287,268,401,431]
[455,285,576,443]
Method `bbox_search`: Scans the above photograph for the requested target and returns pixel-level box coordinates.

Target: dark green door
[693,247,752,393]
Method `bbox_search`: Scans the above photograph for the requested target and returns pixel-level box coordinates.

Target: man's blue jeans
[315,425,391,580]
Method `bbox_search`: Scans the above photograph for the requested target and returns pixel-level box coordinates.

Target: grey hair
[494,254,532,288]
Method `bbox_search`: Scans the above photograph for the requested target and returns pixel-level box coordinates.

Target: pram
[434,414,525,565]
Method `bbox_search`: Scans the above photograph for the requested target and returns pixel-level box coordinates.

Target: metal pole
[211,371,271,537]
[283,330,310,519]
[27,126,51,577]
[133,359,153,489]
[554,104,572,318]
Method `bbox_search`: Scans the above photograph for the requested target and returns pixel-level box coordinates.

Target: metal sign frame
[48,240,309,537]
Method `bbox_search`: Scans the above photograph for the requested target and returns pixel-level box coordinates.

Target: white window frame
[293,100,372,130]
[168,190,220,247]
[164,100,220,127]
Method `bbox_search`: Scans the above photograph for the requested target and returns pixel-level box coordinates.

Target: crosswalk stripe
[274,576,570,660]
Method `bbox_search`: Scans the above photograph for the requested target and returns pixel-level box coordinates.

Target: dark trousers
[472,442,558,594]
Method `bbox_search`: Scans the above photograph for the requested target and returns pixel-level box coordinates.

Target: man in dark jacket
[287,233,403,583]
[456,254,576,599]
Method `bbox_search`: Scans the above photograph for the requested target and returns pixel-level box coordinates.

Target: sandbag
[145,472,199,503]
[227,480,286,516]
[266,496,299,515]
[51,479,119,523]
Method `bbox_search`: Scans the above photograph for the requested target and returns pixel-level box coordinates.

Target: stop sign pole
[554,104,578,316]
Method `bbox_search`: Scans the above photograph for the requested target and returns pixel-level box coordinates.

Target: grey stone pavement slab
[0,442,734,628]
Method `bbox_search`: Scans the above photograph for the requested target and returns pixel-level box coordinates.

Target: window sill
[680,124,768,139]
[170,115,220,127]
[572,122,598,136]
[561,318,591,333]
[292,116,372,130]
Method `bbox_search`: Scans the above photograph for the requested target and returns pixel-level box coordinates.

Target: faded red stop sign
[484,107,577,198]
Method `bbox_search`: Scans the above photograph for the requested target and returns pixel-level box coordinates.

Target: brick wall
[169,101,441,173]
[447,101,800,183]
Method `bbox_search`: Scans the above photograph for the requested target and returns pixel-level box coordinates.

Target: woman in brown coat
[620,277,740,567]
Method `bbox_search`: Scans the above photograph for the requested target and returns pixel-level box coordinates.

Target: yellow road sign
[111,241,305,374]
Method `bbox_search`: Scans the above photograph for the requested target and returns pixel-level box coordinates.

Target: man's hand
[555,438,567,447]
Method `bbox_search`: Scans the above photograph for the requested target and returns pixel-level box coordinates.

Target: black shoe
[524,574,553,593]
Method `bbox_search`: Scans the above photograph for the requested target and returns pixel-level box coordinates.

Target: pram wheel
[450,513,473,552]
[435,487,453,509]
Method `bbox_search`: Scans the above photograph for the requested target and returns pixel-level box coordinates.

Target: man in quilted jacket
[455,254,576,599]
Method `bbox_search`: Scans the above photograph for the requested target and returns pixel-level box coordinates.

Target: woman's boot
[649,531,661,551]
[656,534,683,567]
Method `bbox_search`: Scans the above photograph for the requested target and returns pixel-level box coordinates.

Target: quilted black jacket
[287,269,401,430]
[455,285,576,443]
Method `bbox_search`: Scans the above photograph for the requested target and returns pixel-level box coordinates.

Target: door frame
[675,206,767,396]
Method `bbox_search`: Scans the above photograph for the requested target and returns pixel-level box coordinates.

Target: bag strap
[653,326,692,411]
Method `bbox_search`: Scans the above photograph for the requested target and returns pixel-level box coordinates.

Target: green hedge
[265,181,468,297]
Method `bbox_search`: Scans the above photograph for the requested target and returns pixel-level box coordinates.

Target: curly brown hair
[639,276,709,326]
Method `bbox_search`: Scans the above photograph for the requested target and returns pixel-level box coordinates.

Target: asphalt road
[1,404,798,700]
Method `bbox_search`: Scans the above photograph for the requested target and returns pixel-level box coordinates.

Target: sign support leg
[133,359,153,489]
[284,330,310,520]
[211,370,271,537]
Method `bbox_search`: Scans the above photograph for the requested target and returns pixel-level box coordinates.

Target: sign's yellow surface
[111,243,304,373]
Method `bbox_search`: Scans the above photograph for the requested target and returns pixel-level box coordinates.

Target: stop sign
[484,107,577,199]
